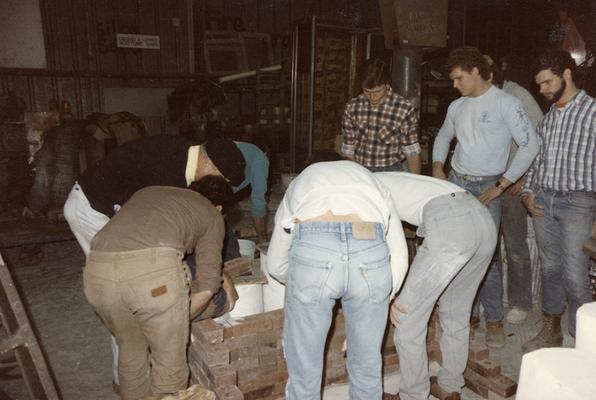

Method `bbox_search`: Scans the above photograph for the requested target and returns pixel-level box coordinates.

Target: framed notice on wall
[394,0,448,47]
[116,34,161,50]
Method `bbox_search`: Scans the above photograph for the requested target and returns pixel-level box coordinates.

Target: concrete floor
[0,240,575,400]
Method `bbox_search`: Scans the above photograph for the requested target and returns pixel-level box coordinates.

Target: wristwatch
[495,180,506,191]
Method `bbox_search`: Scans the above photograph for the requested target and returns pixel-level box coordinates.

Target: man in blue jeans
[521,49,595,352]
[267,160,408,400]
[485,55,544,324]
[432,46,539,348]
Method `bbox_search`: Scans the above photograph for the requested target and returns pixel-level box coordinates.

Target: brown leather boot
[522,312,563,353]
[485,320,505,348]
[430,376,461,400]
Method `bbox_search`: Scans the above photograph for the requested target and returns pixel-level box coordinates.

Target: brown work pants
[84,247,191,400]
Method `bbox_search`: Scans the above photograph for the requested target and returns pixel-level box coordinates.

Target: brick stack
[188,307,398,400]
[426,307,517,400]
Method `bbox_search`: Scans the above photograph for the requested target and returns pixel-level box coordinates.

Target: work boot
[485,320,505,348]
[522,312,563,353]
[506,307,529,324]
[430,376,461,400]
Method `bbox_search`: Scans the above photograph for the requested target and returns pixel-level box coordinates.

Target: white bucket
[238,239,256,259]
[229,283,264,318]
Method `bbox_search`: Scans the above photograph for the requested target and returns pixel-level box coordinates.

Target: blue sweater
[233,142,269,218]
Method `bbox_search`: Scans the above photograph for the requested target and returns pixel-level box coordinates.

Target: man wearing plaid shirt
[341,58,421,173]
[521,49,595,353]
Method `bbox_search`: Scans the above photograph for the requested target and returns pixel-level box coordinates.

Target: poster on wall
[0,0,47,68]
[116,34,161,50]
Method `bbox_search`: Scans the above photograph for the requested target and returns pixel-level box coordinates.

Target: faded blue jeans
[533,190,594,337]
[448,171,503,322]
[501,192,532,309]
[283,221,392,400]
[394,192,497,399]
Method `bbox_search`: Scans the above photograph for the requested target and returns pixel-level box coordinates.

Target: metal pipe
[290,26,299,173]
[187,0,195,74]
[392,47,422,110]
[308,15,316,158]
[217,65,282,83]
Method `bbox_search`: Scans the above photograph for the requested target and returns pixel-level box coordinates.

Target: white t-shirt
[375,172,465,226]
[433,85,539,182]
[267,160,409,297]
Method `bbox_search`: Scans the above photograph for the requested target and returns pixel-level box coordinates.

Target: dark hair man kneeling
[83,176,234,400]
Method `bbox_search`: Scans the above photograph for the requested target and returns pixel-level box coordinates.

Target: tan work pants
[84,247,191,400]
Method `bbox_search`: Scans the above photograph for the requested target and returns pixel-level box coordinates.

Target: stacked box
[189,308,399,400]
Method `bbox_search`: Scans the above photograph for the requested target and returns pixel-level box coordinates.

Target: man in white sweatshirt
[267,160,408,400]
[377,172,497,400]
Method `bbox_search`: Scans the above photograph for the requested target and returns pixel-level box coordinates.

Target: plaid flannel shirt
[341,87,420,168]
[523,90,595,193]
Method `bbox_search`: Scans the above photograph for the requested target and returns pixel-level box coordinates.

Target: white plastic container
[237,239,256,259]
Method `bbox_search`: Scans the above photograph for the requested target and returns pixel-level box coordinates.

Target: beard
[549,80,566,103]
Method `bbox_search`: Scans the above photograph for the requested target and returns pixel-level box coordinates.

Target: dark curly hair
[445,46,491,81]
[189,175,235,213]
[534,49,576,79]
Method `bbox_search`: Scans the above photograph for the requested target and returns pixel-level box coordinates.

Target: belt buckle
[463,175,481,182]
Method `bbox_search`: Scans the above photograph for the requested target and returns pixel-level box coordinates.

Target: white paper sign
[116,34,160,49]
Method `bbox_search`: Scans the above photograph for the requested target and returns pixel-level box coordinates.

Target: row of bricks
[192,310,397,347]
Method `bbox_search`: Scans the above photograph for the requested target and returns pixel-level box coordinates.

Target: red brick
[208,365,237,387]
[272,381,286,395]
[383,363,400,374]
[241,384,273,400]
[193,339,230,366]
[259,352,278,366]
[237,364,278,385]
[230,346,260,360]
[257,331,280,349]
[192,318,224,344]
[467,358,501,378]
[224,257,253,277]
[464,368,490,397]
[486,374,517,398]
[428,350,442,364]
[232,317,273,336]
[231,356,259,371]
[224,326,235,340]
[488,392,516,400]
[277,358,287,370]
[468,340,490,361]
[383,353,399,366]
[328,332,346,345]
[227,333,258,350]
[215,384,244,400]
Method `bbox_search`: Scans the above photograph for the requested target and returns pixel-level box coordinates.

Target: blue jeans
[448,171,503,322]
[283,222,392,400]
[533,190,594,337]
[501,192,532,309]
